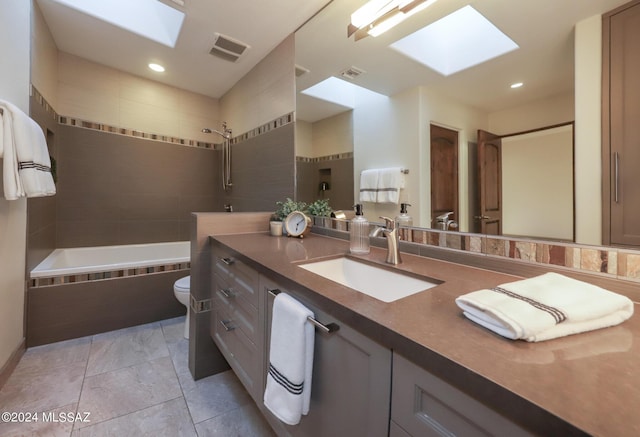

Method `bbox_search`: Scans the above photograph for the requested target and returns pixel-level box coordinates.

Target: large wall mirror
[294,0,627,247]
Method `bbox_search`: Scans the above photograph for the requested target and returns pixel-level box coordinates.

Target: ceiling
[37,0,628,123]
[295,0,628,122]
[36,0,330,98]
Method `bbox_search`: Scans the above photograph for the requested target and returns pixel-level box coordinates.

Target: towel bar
[267,288,340,334]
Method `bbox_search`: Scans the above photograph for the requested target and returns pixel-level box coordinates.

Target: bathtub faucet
[370,216,402,265]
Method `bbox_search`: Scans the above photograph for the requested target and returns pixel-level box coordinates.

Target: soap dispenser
[396,203,412,241]
[350,204,370,254]
[396,203,413,227]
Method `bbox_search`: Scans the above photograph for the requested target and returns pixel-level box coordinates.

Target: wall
[58,52,220,144]
[296,112,354,210]
[487,91,574,134]
[502,125,574,240]
[354,87,419,224]
[0,0,31,384]
[219,35,297,213]
[55,125,219,247]
[574,15,602,245]
[220,35,295,136]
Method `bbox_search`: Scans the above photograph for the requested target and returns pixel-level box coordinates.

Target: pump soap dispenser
[396,203,412,241]
[350,204,370,254]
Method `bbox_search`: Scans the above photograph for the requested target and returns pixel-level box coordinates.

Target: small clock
[283,211,312,238]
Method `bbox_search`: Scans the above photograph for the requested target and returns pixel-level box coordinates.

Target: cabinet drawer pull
[219,288,234,298]
[221,257,234,265]
[220,319,235,331]
[267,288,339,334]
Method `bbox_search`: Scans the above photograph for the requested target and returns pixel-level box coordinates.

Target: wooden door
[430,124,458,227]
[477,130,502,235]
[606,1,640,246]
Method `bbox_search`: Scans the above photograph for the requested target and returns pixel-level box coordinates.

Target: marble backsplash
[312,216,640,283]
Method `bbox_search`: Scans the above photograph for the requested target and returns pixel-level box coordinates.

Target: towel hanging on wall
[264,293,315,425]
[0,100,56,200]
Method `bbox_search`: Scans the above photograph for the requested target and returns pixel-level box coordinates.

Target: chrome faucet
[435,212,458,231]
[370,216,402,265]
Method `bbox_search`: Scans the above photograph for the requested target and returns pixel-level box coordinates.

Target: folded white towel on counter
[264,293,315,425]
[358,169,379,203]
[455,272,634,342]
[377,167,404,204]
[0,100,56,200]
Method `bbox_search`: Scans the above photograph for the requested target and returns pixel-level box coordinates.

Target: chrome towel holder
[267,288,339,334]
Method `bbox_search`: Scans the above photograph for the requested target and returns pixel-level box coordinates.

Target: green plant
[307,198,332,217]
[273,198,307,221]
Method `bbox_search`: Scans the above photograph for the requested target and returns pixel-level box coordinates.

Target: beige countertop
[211,232,640,436]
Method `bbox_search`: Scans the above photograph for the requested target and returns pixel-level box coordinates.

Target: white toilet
[173,276,191,339]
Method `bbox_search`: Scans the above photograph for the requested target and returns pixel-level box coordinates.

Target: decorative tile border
[30,262,190,288]
[31,84,294,150]
[296,152,354,163]
[190,295,212,313]
[313,216,640,284]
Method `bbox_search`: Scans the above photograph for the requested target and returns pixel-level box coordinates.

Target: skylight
[389,5,518,76]
[300,77,386,108]
[51,0,185,48]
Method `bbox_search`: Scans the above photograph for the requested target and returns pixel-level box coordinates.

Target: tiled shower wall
[27,87,221,252]
[296,153,354,211]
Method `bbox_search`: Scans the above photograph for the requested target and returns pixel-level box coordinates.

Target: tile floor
[0,316,276,437]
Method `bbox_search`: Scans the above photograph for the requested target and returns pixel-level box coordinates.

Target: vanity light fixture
[148,63,165,72]
[510,82,524,89]
[348,0,438,41]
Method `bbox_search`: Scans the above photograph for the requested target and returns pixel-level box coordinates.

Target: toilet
[173,276,191,339]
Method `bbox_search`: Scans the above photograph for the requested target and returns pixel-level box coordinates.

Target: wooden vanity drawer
[212,247,259,309]
[392,354,533,437]
[213,272,259,343]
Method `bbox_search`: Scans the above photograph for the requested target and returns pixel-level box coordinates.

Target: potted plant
[271,198,308,236]
[307,198,332,227]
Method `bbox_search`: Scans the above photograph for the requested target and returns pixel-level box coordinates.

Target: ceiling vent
[340,66,366,80]
[209,33,250,63]
[295,64,310,77]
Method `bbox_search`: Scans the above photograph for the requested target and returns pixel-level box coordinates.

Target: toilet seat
[174,276,190,293]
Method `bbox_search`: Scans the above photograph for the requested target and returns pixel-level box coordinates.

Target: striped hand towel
[455,272,634,342]
[264,293,315,425]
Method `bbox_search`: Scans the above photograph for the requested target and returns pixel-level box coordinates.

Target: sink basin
[298,256,439,302]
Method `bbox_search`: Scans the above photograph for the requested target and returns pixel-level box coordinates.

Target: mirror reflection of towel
[358,169,378,202]
[377,167,404,204]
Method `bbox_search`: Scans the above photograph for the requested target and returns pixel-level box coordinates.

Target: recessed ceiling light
[148,63,165,73]
[51,0,185,48]
[389,5,519,76]
[510,82,524,89]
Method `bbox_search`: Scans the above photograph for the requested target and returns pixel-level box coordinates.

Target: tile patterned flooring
[0,317,276,437]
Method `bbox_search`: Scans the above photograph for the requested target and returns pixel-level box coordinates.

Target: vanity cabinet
[391,354,533,437]
[261,274,392,437]
[210,243,265,402]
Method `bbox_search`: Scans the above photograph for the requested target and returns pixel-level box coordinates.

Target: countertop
[211,232,640,436]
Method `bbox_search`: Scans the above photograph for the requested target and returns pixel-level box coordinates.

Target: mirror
[294,0,626,245]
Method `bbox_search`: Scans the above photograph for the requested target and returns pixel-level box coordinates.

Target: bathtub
[28,241,190,346]
[31,241,190,279]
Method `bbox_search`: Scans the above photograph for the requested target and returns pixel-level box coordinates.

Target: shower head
[201,127,231,139]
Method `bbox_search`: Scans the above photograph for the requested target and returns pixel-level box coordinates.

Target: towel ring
[267,288,340,334]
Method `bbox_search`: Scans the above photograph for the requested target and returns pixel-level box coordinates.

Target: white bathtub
[31,241,190,278]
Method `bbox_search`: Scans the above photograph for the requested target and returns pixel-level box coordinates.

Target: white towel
[455,272,634,342]
[0,100,56,200]
[377,167,404,204]
[358,169,378,203]
[264,293,315,425]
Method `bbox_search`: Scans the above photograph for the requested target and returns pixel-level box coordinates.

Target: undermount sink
[298,256,440,303]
